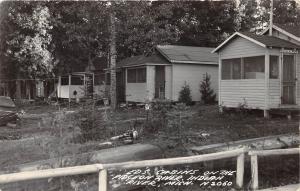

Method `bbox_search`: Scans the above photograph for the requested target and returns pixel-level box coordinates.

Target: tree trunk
[109,10,117,110]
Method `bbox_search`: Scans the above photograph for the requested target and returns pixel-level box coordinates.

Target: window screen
[127,69,137,83]
[127,68,146,83]
[136,68,146,83]
[71,76,84,85]
[221,58,241,80]
[244,56,265,79]
[61,77,69,85]
[270,56,279,79]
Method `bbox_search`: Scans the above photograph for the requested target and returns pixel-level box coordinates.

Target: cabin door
[116,70,125,103]
[282,55,296,104]
[155,66,165,99]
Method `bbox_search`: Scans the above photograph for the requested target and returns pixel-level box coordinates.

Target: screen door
[282,55,296,104]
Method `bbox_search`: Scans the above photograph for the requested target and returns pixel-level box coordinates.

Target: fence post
[251,155,258,190]
[236,153,245,188]
[99,169,108,191]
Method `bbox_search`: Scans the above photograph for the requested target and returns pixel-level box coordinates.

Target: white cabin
[116,45,219,103]
[213,24,300,117]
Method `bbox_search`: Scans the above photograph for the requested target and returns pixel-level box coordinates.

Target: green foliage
[178,82,192,106]
[200,73,216,104]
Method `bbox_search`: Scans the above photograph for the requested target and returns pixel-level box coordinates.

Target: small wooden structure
[213,24,300,117]
[57,72,96,100]
[115,45,219,102]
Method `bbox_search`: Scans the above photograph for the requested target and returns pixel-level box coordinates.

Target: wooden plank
[99,169,108,191]
[0,164,103,184]
[236,153,245,188]
[248,148,300,156]
[251,155,259,190]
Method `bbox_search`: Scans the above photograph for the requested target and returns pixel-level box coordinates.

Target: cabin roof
[261,23,300,39]
[213,32,300,53]
[117,53,170,68]
[156,45,218,64]
[117,45,218,68]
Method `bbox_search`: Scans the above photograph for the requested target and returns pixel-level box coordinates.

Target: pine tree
[178,82,192,106]
[200,73,216,104]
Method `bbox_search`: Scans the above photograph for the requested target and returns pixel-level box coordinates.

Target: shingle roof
[274,23,300,38]
[156,45,218,64]
[213,32,300,53]
[117,53,170,68]
[240,32,300,49]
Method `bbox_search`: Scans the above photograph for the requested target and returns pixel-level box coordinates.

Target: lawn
[0,102,298,191]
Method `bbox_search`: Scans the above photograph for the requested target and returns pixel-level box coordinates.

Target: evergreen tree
[200,73,216,104]
[178,82,192,106]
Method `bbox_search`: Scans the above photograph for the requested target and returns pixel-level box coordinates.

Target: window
[127,68,146,83]
[222,56,266,80]
[127,69,137,83]
[71,76,84,85]
[221,58,241,80]
[270,56,279,79]
[136,68,146,83]
[61,76,69,85]
[244,56,265,79]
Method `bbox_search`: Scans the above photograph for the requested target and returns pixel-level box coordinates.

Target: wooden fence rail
[248,147,300,190]
[0,148,246,191]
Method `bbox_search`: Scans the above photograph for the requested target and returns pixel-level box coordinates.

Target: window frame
[221,55,266,80]
[127,67,146,83]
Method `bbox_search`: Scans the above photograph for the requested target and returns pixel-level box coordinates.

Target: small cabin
[114,45,219,103]
[213,25,300,117]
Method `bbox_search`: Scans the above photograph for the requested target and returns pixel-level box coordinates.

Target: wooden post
[98,169,108,191]
[251,155,259,190]
[236,153,245,188]
[218,53,222,110]
[264,51,270,118]
[68,74,71,105]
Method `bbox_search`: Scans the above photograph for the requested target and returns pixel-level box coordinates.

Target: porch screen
[244,56,265,79]
[270,56,279,79]
[221,58,241,80]
[61,77,69,85]
[71,76,84,85]
[127,68,146,83]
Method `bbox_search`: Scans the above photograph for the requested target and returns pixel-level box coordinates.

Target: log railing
[248,147,300,190]
[0,148,247,191]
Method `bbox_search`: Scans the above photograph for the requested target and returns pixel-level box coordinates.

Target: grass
[0,102,298,190]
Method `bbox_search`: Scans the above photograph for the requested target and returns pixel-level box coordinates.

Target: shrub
[178,82,192,106]
[200,73,216,104]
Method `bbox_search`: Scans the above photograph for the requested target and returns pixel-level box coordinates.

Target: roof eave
[171,60,218,65]
[260,25,300,42]
[212,32,267,53]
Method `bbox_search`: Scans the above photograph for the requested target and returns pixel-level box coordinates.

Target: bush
[75,100,105,142]
[200,73,216,104]
[178,82,192,106]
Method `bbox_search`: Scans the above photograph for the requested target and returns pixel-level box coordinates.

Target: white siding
[220,37,266,59]
[58,85,85,99]
[220,80,265,109]
[146,65,155,101]
[125,65,155,102]
[126,83,147,102]
[172,64,218,102]
[165,65,172,100]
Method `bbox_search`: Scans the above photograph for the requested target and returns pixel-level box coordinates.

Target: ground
[0,102,298,191]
